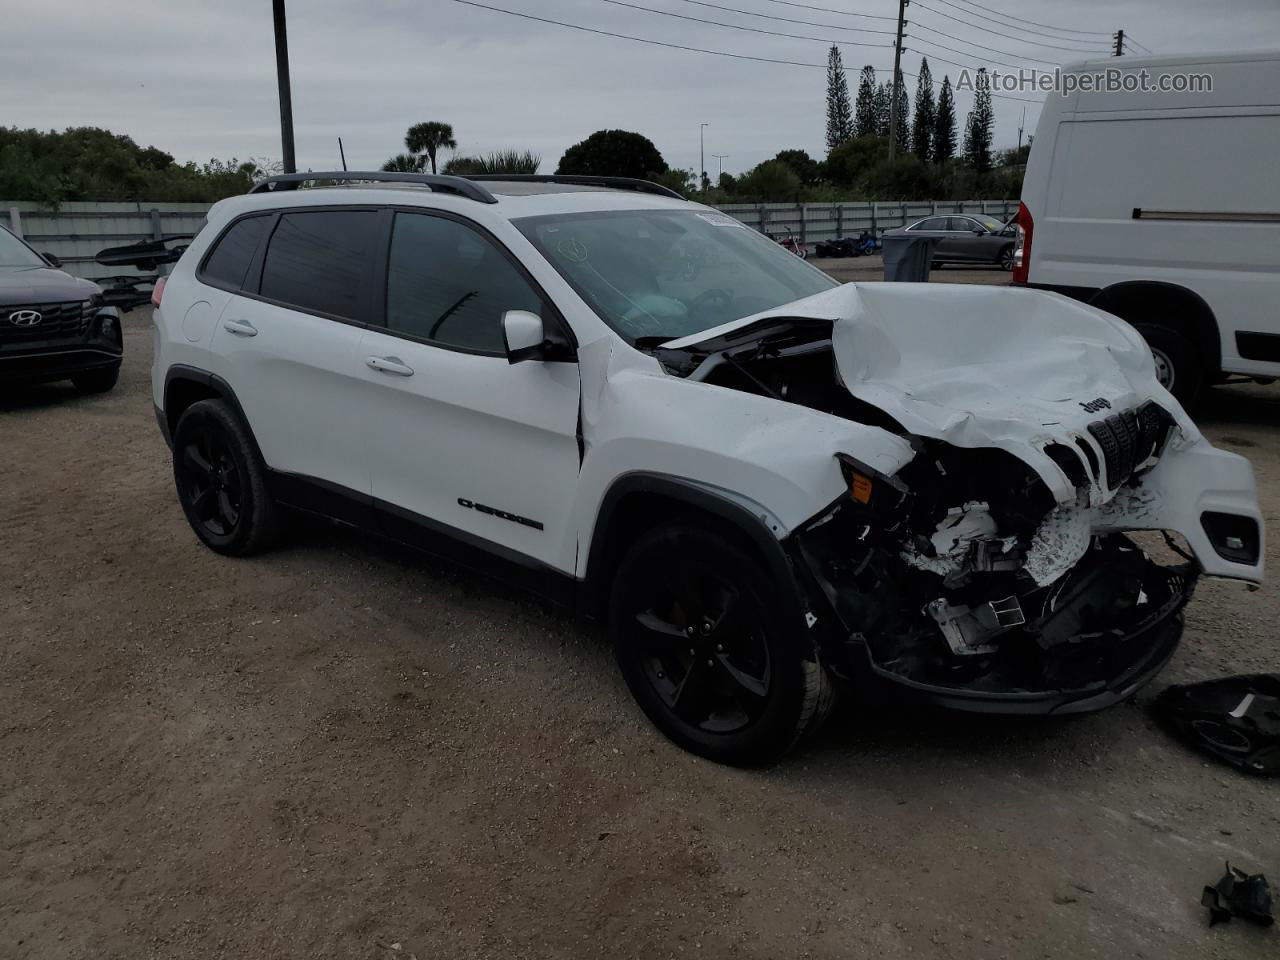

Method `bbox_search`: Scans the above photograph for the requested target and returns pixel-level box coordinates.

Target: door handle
[223,318,258,337]
[366,355,415,377]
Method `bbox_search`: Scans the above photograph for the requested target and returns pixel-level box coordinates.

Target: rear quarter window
[200,215,270,290]
[258,210,379,322]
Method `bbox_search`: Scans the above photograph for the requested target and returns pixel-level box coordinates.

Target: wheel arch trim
[581,472,805,624]
[1087,280,1221,372]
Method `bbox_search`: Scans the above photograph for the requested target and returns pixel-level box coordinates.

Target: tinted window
[911,217,946,231]
[259,210,378,321]
[201,215,270,290]
[386,213,543,353]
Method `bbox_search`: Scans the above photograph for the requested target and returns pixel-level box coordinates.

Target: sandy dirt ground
[2,282,1277,959]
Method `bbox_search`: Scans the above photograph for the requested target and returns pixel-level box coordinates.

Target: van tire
[1134,323,1203,406]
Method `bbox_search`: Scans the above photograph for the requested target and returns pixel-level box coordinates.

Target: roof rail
[464,174,685,200]
[248,171,498,204]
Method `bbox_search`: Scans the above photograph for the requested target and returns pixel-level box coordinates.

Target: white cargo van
[1014,50,1280,403]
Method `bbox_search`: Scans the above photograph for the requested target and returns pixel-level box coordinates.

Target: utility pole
[1112,29,1125,56]
[272,0,296,173]
[888,0,908,162]
[699,123,709,191]
[1017,106,1025,152]
[712,154,728,181]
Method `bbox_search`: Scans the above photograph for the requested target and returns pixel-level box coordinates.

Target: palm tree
[381,153,422,173]
[404,122,457,174]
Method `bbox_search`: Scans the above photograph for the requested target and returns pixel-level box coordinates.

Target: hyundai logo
[8,309,42,327]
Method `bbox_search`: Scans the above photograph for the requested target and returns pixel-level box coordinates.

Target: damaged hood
[662,283,1198,505]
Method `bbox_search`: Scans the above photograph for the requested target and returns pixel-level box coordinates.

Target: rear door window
[259,210,378,322]
[201,215,270,290]
[912,217,946,231]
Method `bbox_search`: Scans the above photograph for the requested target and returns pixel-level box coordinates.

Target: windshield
[0,227,47,269]
[973,215,1005,231]
[514,209,837,342]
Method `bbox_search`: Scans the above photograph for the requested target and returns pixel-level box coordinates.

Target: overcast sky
[4,0,1277,176]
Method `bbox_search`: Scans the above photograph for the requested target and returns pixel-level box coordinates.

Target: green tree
[442,150,541,175]
[382,153,422,172]
[911,58,936,162]
[734,160,801,202]
[873,82,891,137]
[556,129,667,179]
[892,68,911,154]
[853,65,878,139]
[773,149,822,185]
[933,76,957,163]
[404,121,457,174]
[963,68,994,173]
[825,135,889,187]
[865,155,939,200]
[825,46,854,153]
[653,168,696,195]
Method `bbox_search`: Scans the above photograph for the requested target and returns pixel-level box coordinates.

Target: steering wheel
[690,287,734,314]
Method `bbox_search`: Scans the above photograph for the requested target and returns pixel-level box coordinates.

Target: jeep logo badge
[8,309,42,327]
[1079,397,1111,413]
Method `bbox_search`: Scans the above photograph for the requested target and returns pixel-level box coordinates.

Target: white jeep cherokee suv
[152,172,1265,765]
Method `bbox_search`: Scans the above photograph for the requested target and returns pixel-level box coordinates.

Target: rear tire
[71,365,119,394]
[610,525,835,766]
[1133,322,1203,407]
[172,399,278,556]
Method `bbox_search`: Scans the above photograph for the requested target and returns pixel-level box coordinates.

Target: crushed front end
[792,409,1208,714]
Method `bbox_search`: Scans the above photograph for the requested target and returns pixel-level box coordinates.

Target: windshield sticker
[695,213,744,228]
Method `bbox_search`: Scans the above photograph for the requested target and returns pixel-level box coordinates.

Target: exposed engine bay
[649,287,1257,708]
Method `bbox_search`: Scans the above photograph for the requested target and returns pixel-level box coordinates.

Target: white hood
[667,282,1198,506]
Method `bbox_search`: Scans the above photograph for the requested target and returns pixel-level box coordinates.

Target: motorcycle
[770,226,807,260]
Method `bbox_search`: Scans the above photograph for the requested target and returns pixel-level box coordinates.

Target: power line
[935,0,1113,37]
[447,0,853,67]
[910,20,1062,67]
[903,55,1045,103]
[909,35,1049,72]
[914,2,1112,52]
[916,0,1116,51]
[590,0,894,48]
[447,0,1042,106]
[755,0,897,23]
[669,0,898,35]
[1125,36,1155,55]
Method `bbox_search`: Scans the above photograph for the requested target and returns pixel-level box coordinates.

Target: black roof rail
[247,171,498,203]
[463,174,685,200]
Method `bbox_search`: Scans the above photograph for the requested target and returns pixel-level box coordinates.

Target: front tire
[610,525,835,766]
[172,399,278,556]
[998,245,1014,271]
[71,365,119,394]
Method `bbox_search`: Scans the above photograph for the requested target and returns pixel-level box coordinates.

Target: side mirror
[502,310,549,364]
[42,252,62,268]
[973,229,986,236]
[502,309,576,364]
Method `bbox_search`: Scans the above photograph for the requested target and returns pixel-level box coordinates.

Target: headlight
[99,315,118,338]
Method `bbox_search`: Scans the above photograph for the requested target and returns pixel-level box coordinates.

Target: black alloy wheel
[171,399,277,556]
[611,526,835,765]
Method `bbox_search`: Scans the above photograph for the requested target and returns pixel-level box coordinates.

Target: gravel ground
[1,284,1277,959]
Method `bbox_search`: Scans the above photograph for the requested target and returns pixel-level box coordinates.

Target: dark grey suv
[0,225,122,393]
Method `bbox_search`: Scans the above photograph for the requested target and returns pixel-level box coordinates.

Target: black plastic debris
[1201,863,1274,927]
[1152,674,1280,776]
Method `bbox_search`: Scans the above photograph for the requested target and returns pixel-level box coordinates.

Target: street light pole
[272,0,297,174]
[700,123,708,191]
[712,154,728,181]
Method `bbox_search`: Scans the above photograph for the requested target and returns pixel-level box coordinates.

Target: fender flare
[161,363,257,449]
[580,472,807,628]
